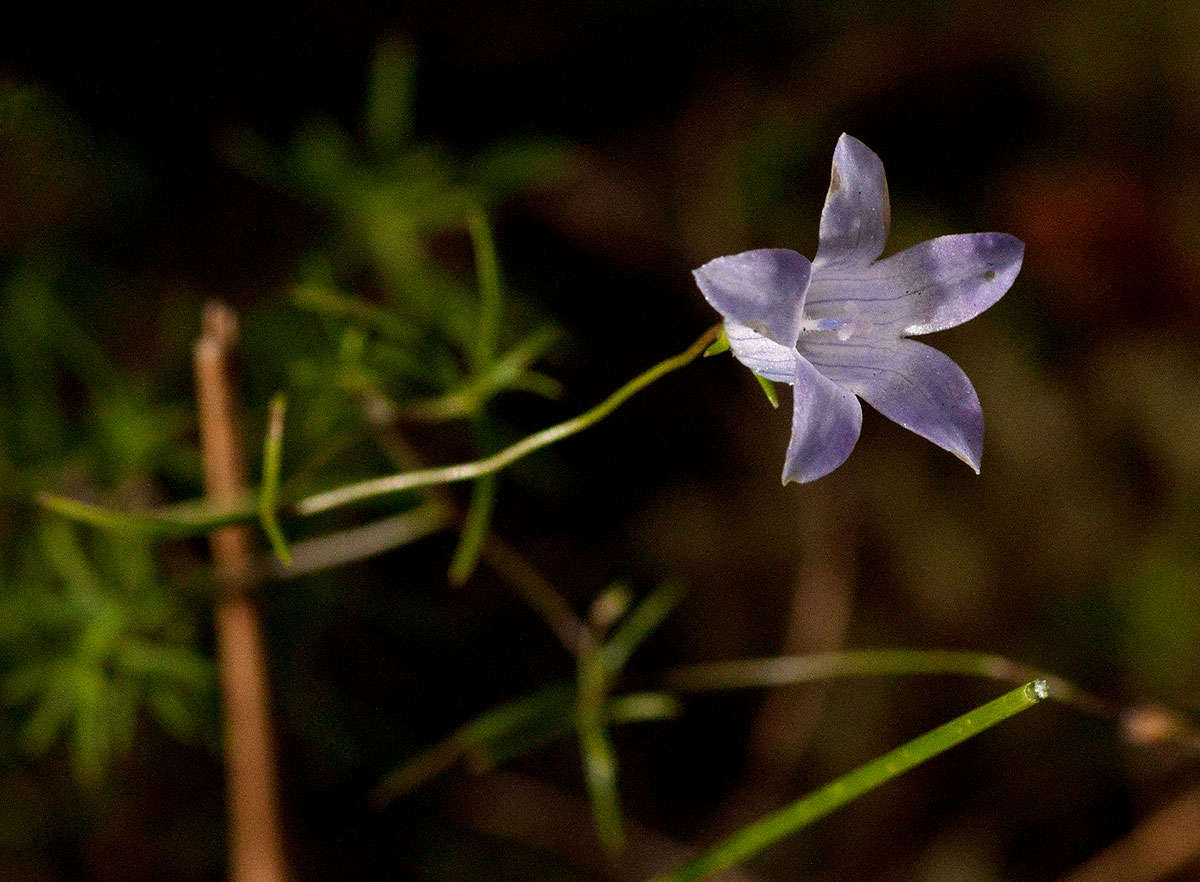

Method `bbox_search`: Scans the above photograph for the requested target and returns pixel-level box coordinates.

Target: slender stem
[37,325,721,537]
[661,649,1114,717]
[258,393,292,565]
[652,682,1049,882]
[296,325,722,515]
[194,303,290,882]
[478,535,593,655]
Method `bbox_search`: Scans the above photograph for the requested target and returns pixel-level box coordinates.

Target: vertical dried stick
[195,303,290,882]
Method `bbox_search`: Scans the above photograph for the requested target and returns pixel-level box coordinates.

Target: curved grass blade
[651,681,1049,881]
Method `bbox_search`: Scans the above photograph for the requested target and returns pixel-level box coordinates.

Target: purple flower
[693,134,1024,483]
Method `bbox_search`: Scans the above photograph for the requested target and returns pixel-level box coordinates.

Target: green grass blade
[600,582,685,677]
[259,393,292,565]
[447,473,497,586]
[652,681,1049,881]
[753,373,779,408]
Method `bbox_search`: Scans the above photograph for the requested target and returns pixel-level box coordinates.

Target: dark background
[4,2,1200,880]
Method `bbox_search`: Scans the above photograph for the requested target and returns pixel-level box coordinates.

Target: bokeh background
[4,2,1200,879]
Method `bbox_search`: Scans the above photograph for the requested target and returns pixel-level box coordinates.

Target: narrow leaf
[652,681,1049,881]
[259,393,292,565]
[600,582,685,678]
[753,373,779,409]
[703,327,730,357]
[37,492,255,538]
[577,648,625,853]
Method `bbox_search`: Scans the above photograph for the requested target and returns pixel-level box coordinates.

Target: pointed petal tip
[952,446,982,474]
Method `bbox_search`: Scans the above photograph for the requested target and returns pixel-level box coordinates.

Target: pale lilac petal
[813,134,890,272]
[805,233,1024,336]
[799,337,983,472]
[782,355,863,484]
[693,249,811,347]
[725,322,797,383]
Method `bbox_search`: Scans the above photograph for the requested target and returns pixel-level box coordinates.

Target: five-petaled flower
[693,134,1024,483]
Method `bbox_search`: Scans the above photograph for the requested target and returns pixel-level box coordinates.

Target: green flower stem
[660,649,1114,718]
[36,491,256,537]
[652,681,1049,882]
[296,324,721,516]
[36,325,721,538]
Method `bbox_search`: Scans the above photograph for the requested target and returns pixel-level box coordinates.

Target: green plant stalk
[258,393,292,564]
[296,323,721,514]
[38,325,721,536]
[661,649,1112,717]
[36,491,256,537]
[652,681,1049,882]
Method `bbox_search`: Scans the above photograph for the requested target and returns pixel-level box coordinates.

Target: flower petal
[805,233,1024,336]
[799,337,983,472]
[813,134,890,272]
[693,249,811,347]
[725,322,797,383]
[782,355,863,484]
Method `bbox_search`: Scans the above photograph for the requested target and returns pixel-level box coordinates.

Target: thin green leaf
[588,581,633,634]
[703,327,730,357]
[291,283,415,343]
[398,327,559,422]
[447,474,496,586]
[651,681,1049,881]
[116,641,213,689]
[374,683,574,806]
[606,691,682,725]
[36,519,103,604]
[447,207,504,584]
[660,649,1106,716]
[600,582,685,678]
[37,491,256,538]
[475,689,683,771]
[20,665,74,755]
[259,393,292,565]
[465,206,502,372]
[753,373,779,409]
[577,647,625,853]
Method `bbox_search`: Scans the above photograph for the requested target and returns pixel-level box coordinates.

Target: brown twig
[195,302,290,882]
